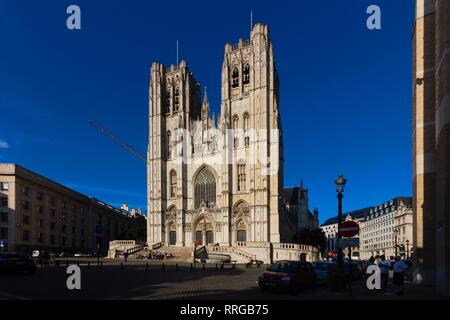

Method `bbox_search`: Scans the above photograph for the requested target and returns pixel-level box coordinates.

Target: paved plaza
[0,259,442,300]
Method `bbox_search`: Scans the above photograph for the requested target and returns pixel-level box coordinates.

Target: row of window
[164,64,251,114]
[166,86,180,113]
[168,164,247,203]
[0,228,84,247]
[232,64,251,88]
[0,196,7,207]
[14,184,85,214]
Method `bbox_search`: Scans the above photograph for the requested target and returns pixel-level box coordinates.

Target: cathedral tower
[220,23,283,243]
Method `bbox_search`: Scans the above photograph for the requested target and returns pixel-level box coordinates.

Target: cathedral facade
[147,24,318,260]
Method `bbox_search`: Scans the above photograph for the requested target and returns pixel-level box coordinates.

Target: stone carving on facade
[183,223,191,233]
[232,201,250,225]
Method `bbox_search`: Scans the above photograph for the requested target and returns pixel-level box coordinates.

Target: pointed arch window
[174,86,180,112]
[232,67,239,88]
[237,163,246,192]
[167,131,172,159]
[243,63,250,85]
[243,113,250,147]
[170,170,177,198]
[232,115,239,149]
[166,89,172,113]
[194,168,216,209]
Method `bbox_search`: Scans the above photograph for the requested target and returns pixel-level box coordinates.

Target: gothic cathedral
[147,24,318,261]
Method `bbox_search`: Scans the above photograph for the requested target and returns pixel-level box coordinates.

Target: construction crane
[87,119,146,162]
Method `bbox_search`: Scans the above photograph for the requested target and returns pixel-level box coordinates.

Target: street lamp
[335,174,347,290]
[406,240,410,260]
[394,228,400,258]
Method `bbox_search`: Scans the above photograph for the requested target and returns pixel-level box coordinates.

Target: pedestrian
[393,257,409,296]
[378,255,391,293]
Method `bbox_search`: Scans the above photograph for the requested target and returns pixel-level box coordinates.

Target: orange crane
[86,119,146,162]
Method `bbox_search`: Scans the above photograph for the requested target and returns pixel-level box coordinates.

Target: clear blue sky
[0,0,414,223]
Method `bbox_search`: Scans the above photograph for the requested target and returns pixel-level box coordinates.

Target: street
[0,259,442,300]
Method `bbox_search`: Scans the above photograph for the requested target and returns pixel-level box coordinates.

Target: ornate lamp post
[394,228,400,258]
[406,239,410,260]
[335,174,347,290]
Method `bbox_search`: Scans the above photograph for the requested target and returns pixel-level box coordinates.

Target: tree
[292,229,327,250]
[118,222,146,242]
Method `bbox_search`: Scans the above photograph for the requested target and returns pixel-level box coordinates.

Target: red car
[258,260,316,293]
[0,253,37,275]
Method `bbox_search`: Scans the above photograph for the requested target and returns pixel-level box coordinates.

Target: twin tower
[147,24,285,249]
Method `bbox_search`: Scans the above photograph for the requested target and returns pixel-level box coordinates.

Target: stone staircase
[153,246,195,262]
[207,246,256,264]
[144,245,256,264]
[107,240,144,258]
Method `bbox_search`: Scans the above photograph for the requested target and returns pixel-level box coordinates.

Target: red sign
[339,221,359,238]
[195,240,199,248]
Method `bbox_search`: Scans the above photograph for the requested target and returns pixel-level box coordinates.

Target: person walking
[393,257,409,296]
[379,255,391,293]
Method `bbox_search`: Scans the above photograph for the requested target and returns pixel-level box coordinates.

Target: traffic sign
[339,221,360,238]
[339,237,360,248]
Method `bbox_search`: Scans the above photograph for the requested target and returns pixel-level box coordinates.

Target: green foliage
[292,229,327,249]
[118,223,146,242]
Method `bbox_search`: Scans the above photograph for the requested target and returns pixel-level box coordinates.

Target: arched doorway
[165,206,177,246]
[233,201,250,243]
[169,223,177,246]
[237,220,247,242]
[194,216,214,246]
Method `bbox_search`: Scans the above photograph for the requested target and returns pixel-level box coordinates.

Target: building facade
[413,0,450,295]
[147,24,318,262]
[360,197,413,260]
[321,208,367,260]
[0,164,145,254]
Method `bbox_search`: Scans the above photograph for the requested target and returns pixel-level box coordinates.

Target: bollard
[190,263,193,270]
[162,263,165,271]
[146,263,149,271]
[176,263,179,272]
[203,263,205,270]
[216,264,218,270]
[121,262,123,270]
[66,260,69,267]
[100,261,103,269]
[77,261,79,267]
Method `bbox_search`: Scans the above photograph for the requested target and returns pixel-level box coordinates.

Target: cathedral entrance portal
[194,217,214,246]
[169,222,177,246]
[236,220,247,243]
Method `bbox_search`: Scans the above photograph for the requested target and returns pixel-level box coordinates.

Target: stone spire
[201,86,210,125]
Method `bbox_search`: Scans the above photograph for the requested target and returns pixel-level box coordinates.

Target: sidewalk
[311,280,445,300]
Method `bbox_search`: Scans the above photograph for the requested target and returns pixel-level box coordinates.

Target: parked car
[258,260,316,293]
[74,252,92,257]
[0,253,37,275]
[312,261,363,285]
